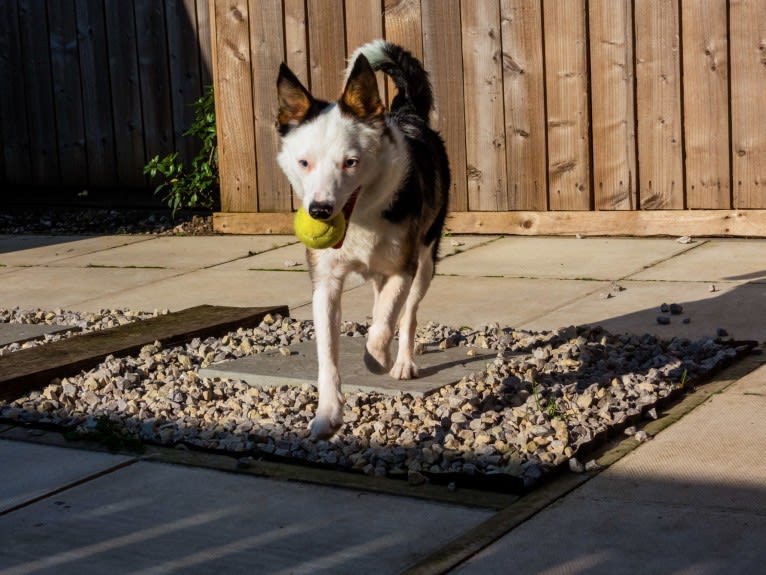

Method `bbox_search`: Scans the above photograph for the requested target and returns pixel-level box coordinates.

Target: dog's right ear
[277,64,313,133]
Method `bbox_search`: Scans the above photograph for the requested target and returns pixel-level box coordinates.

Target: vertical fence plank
[196,0,213,88]
[384,0,422,105]
[730,0,766,208]
[135,1,174,166]
[211,0,258,212]
[422,0,468,211]
[461,0,507,211]
[250,0,290,212]
[500,0,547,210]
[682,0,730,209]
[48,0,87,187]
[543,0,591,210]
[589,0,636,210]
[0,0,32,184]
[635,0,684,209]
[76,0,118,187]
[166,0,203,166]
[284,0,308,86]
[307,0,346,100]
[345,0,386,98]
[105,0,146,187]
[18,0,59,185]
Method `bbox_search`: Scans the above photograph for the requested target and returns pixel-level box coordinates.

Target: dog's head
[276,55,386,221]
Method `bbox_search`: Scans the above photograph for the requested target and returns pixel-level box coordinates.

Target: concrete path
[1,233,765,574]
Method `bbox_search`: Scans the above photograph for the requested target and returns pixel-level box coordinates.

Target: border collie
[276,40,450,439]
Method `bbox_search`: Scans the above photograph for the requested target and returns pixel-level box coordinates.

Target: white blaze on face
[277,106,382,216]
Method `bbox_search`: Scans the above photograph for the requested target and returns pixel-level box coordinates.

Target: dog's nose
[308,202,334,221]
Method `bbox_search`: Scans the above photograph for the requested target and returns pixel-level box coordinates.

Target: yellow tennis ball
[293,207,347,249]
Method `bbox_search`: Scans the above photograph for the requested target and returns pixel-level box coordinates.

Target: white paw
[390,360,419,380]
[309,396,344,440]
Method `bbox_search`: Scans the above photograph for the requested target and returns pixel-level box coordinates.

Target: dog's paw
[364,343,391,375]
[309,415,342,440]
[390,359,419,380]
[309,398,344,440]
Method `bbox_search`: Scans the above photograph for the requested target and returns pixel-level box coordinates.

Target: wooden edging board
[0,305,288,401]
[213,209,766,237]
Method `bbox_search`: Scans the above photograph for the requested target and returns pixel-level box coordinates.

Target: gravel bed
[0,208,214,236]
[0,309,750,489]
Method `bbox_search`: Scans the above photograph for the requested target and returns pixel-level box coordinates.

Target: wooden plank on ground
[47,0,87,187]
[105,0,146,187]
[635,0,684,209]
[307,0,346,101]
[444,210,766,237]
[214,212,295,234]
[461,0,508,211]
[0,305,289,402]
[730,0,766,208]
[500,0,547,210]
[589,0,637,210]
[542,0,591,210]
[18,0,59,185]
[250,0,291,212]
[422,0,468,212]
[210,0,259,212]
[681,0,731,208]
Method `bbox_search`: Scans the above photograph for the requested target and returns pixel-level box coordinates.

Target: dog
[276,40,450,439]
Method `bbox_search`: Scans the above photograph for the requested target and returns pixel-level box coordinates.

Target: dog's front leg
[309,273,345,440]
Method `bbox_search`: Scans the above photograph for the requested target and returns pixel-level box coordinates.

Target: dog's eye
[343,158,359,169]
[298,159,309,169]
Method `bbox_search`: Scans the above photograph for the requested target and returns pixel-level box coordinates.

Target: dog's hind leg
[365,273,412,375]
[390,244,434,380]
[310,273,346,439]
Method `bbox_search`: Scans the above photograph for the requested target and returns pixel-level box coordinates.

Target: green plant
[65,414,144,453]
[144,85,219,217]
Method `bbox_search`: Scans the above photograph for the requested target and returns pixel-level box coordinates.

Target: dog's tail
[348,39,433,122]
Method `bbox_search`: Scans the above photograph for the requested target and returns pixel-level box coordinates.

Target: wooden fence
[211,0,766,236]
[0,0,212,192]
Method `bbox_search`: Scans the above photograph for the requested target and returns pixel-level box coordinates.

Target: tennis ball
[293,207,347,249]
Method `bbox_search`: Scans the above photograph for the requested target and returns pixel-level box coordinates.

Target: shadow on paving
[449,472,766,575]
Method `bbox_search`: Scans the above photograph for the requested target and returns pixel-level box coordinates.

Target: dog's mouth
[333,187,360,249]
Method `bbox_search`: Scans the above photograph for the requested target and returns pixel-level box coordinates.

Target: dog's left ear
[340,55,384,120]
[277,64,314,132]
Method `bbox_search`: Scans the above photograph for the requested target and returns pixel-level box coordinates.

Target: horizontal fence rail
[0,0,212,191]
[210,0,766,236]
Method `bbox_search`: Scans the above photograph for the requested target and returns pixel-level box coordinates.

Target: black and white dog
[276,40,450,439]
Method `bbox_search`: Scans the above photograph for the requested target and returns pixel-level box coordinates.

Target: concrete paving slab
[52,235,297,270]
[0,459,492,575]
[0,323,74,346]
[439,235,502,258]
[0,266,180,311]
[292,275,609,328]
[0,439,132,513]
[200,338,497,396]
[630,239,766,283]
[437,236,700,280]
[0,235,151,266]
[452,364,766,575]
[76,269,314,313]
[521,280,766,342]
